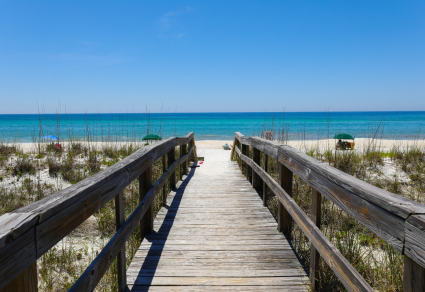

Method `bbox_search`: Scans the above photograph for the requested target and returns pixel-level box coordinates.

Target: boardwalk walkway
[127,147,308,291]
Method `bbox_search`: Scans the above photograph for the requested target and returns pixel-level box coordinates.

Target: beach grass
[232,140,425,291]
[1,129,424,290]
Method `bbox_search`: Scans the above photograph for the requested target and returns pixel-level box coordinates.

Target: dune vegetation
[233,141,425,291]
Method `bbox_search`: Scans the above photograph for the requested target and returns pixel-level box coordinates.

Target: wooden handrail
[233,132,425,292]
[0,132,195,291]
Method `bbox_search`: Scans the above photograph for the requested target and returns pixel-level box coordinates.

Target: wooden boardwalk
[127,148,308,291]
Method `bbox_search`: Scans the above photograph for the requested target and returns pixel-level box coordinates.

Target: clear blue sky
[1,0,424,113]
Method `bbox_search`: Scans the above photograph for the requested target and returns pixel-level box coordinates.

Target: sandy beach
[7,137,425,153]
[196,138,425,152]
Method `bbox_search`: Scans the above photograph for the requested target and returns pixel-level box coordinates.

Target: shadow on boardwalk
[129,163,197,292]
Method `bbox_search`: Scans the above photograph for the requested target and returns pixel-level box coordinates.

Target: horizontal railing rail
[233,132,425,292]
[0,132,195,291]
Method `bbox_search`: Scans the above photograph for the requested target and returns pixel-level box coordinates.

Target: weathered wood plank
[237,150,373,291]
[127,148,308,291]
[69,148,193,291]
[278,164,293,239]
[310,189,322,292]
[252,147,262,192]
[140,167,153,238]
[234,133,425,255]
[263,153,268,206]
[168,146,176,190]
[130,286,308,292]
[132,276,308,286]
[115,194,126,292]
[0,227,36,289]
[403,255,425,292]
[0,261,37,292]
[405,214,425,269]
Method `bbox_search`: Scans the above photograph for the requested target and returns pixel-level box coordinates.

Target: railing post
[168,146,176,190]
[185,142,189,174]
[278,164,293,239]
[262,154,268,206]
[403,256,425,291]
[310,189,322,291]
[252,147,261,193]
[0,262,38,292]
[162,155,167,206]
[248,147,253,184]
[115,194,126,292]
[180,143,187,179]
[241,144,248,177]
[139,166,153,239]
[189,137,196,162]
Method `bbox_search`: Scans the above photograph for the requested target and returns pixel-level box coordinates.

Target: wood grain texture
[278,164,293,239]
[127,148,309,291]
[403,255,425,292]
[0,261,37,292]
[405,214,425,269]
[263,154,268,206]
[236,148,373,291]
[310,189,322,292]
[0,133,194,289]
[168,147,176,190]
[115,194,126,292]
[69,146,194,291]
[140,167,153,238]
[234,133,425,256]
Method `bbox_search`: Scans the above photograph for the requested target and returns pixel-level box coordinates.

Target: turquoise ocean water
[0,112,424,142]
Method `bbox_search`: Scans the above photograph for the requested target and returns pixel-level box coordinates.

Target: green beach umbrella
[333,133,354,140]
[142,134,162,141]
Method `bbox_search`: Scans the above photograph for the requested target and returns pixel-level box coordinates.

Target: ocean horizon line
[1,110,425,116]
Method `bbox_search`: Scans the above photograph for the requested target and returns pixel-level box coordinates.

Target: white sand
[196,138,425,152]
[7,137,425,153]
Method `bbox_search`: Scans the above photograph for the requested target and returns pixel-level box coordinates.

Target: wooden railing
[0,132,196,291]
[232,132,425,292]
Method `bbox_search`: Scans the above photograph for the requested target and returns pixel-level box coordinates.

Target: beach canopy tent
[43,135,59,141]
[142,134,162,141]
[334,133,355,150]
[333,133,354,140]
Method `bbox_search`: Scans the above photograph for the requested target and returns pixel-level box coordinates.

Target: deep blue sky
[1,1,424,113]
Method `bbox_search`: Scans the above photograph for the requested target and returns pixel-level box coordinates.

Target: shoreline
[5,137,425,152]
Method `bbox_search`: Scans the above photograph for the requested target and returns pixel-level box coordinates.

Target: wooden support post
[252,148,261,193]
[139,166,153,239]
[168,147,176,190]
[184,143,189,174]
[180,143,187,179]
[278,164,293,239]
[0,262,38,292]
[115,194,126,292]
[248,147,253,184]
[404,256,425,292]
[189,138,196,162]
[162,155,167,206]
[231,138,237,160]
[310,189,322,292]
[241,144,249,178]
[262,154,268,206]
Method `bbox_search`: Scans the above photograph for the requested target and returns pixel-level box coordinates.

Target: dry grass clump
[61,154,84,184]
[47,157,61,177]
[12,157,36,176]
[0,144,17,166]
[0,177,55,214]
